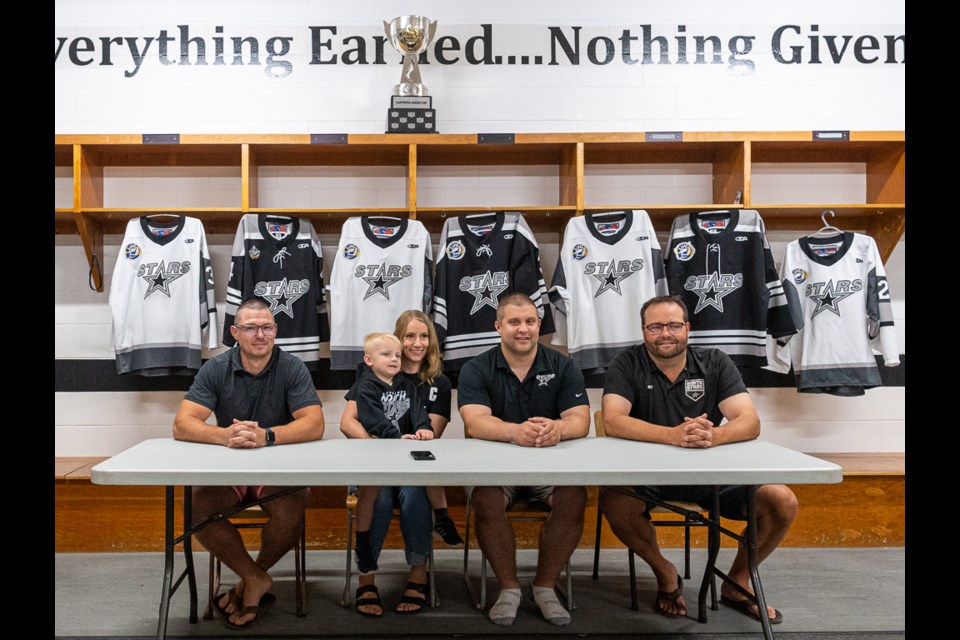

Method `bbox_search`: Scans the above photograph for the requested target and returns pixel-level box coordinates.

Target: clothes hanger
[810,210,843,238]
[590,210,628,218]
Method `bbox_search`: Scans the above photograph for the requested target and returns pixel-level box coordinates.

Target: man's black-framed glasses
[643,322,687,335]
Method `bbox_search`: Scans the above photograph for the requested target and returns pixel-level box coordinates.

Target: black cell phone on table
[410,450,436,461]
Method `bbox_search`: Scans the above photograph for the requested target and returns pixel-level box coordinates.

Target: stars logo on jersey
[792,268,808,285]
[536,373,555,387]
[356,264,413,300]
[805,279,862,318]
[124,243,141,260]
[683,245,742,314]
[673,242,696,262]
[254,278,310,318]
[459,270,509,314]
[248,246,261,260]
[571,244,588,261]
[138,260,190,298]
[273,247,291,269]
[342,243,360,260]
[584,258,644,298]
[446,240,466,261]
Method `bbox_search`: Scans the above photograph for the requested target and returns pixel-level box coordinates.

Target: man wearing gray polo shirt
[457,293,590,627]
[599,295,797,625]
[173,298,324,630]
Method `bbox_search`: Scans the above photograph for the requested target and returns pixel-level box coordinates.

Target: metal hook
[88,253,102,292]
[820,210,836,227]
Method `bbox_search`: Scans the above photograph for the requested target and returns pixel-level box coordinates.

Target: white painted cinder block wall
[54,0,905,456]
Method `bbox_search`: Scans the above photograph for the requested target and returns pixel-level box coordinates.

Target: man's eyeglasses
[643,322,687,335]
[234,323,278,336]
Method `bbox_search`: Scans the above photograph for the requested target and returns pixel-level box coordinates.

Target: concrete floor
[55,546,905,638]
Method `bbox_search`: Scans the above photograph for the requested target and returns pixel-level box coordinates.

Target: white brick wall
[54,0,905,456]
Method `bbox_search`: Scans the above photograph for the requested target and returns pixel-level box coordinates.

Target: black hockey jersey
[766,232,899,396]
[109,216,217,376]
[434,211,554,372]
[328,216,433,370]
[549,210,668,371]
[664,210,801,367]
[223,214,329,369]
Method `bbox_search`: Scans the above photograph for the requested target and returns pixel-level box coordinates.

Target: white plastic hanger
[810,210,843,238]
[590,210,627,219]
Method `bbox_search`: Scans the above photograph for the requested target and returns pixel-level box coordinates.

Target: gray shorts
[502,485,554,509]
[631,485,750,521]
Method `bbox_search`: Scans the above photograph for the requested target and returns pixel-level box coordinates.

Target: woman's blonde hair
[393,309,443,385]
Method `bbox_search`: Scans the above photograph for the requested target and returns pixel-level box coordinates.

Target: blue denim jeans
[369,485,431,567]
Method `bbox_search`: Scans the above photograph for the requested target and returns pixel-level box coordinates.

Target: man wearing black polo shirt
[598,295,797,625]
[458,293,590,627]
[173,298,324,630]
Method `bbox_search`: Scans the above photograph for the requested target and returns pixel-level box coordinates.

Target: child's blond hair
[363,332,401,355]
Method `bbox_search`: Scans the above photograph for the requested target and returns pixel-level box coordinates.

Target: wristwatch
[264,426,276,447]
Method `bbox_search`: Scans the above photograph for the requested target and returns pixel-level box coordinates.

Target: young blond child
[341,333,434,577]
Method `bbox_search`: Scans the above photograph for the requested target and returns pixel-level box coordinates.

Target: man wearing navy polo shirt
[173,298,324,630]
[457,293,590,627]
[598,295,797,625]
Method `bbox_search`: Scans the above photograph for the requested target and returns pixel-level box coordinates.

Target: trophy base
[386,108,437,133]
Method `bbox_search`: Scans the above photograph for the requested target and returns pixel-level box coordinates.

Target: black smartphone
[410,450,436,461]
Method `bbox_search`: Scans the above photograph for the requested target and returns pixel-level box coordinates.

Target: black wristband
[264,426,276,446]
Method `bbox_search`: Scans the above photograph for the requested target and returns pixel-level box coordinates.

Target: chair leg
[341,509,354,607]
[479,551,488,610]
[565,557,576,610]
[203,552,217,620]
[592,508,603,580]
[462,497,484,609]
[296,518,307,616]
[684,517,692,580]
[428,545,439,607]
[628,549,638,611]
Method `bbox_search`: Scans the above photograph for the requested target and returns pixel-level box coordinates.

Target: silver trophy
[384,16,437,97]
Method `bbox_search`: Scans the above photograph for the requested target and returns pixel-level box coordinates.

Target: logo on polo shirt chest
[685,379,705,401]
[536,373,556,387]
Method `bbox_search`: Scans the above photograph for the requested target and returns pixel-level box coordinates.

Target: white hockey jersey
[109,216,217,376]
[549,210,667,371]
[767,232,899,396]
[223,214,329,369]
[433,211,554,372]
[665,209,802,367]
[328,216,433,370]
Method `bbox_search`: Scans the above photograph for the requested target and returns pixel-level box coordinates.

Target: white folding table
[92,437,842,639]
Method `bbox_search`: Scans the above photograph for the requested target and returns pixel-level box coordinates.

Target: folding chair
[341,486,438,607]
[591,410,717,611]
[203,504,307,619]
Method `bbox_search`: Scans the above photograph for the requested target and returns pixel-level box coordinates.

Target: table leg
[746,485,774,640]
[182,488,198,623]
[156,486,175,640]
[697,487,722,623]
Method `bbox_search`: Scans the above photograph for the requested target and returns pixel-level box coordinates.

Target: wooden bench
[56,457,109,481]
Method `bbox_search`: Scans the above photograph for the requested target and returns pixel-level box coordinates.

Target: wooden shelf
[54,131,905,291]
